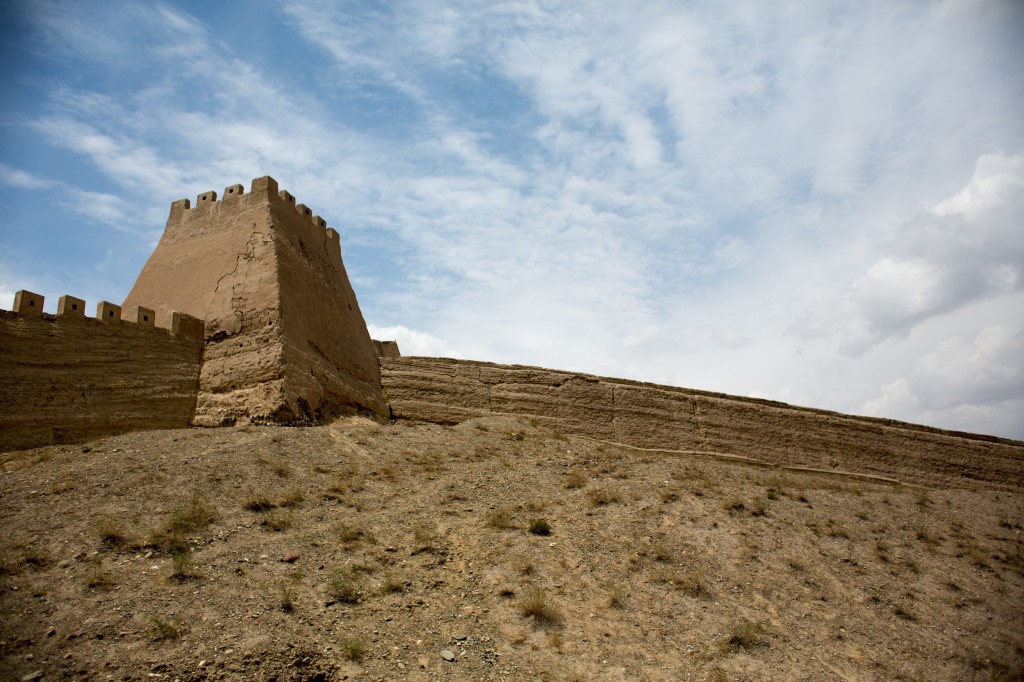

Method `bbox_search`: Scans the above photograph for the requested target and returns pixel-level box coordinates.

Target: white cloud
[914,324,1023,410]
[862,378,919,420]
[367,324,461,358]
[841,152,1024,350]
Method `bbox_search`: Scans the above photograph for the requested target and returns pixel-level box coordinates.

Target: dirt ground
[1,415,1022,681]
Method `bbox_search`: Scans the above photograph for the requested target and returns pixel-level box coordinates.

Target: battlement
[5,290,203,339]
[373,339,402,359]
[166,176,341,251]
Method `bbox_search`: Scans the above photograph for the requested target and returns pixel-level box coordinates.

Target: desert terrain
[1,415,1022,681]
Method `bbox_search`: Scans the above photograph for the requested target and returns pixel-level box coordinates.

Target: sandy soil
[1,415,1022,681]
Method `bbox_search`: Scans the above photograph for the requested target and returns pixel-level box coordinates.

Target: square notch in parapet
[13,290,44,316]
[96,301,122,323]
[129,306,156,329]
[223,184,244,200]
[196,191,218,205]
[58,295,86,318]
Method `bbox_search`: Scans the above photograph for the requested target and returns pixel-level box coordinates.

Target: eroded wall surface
[381,357,1024,490]
[0,311,202,451]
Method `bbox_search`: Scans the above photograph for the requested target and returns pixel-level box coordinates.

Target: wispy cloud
[0,163,54,189]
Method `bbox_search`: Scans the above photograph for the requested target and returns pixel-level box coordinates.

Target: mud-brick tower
[123,176,387,425]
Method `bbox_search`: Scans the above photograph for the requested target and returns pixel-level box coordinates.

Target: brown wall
[0,311,202,452]
[381,357,1024,491]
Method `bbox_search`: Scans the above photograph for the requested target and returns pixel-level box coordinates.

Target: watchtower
[122,176,387,425]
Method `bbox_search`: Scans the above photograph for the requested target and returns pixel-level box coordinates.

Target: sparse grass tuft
[659,487,681,503]
[725,499,746,514]
[750,497,769,517]
[278,581,296,612]
[261,510,293,532]
[95,518,138,550]
[170,551,199,581]
[529,518,552,536]
[278,487,305,508]
[84,557,115,590]
[656,568,711,598]
[336,522,371,546]
[20,546,50,569]
[327,567,362,603]
[412,524,440,554]
[651,543,673,563]
[486,507,517,529]
[520,586,562,626]
[606,585,625,609]
[380,574,405,594]
[244,490,275,512]
[915,526,941,546]
[724,619,768,652]
[587,485,621,506]
[167,492,215,534]
[270,459,290,478]
[149,615,182,641]
[339,638,365,661]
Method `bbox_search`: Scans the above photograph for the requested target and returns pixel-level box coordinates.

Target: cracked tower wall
[122,176,386,425]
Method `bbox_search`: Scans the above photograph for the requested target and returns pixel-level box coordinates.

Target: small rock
[451,632,468,641]
[20,672,43,682]
[441,649,457,662]
[57,560,71,569]
[284,550,300,563]
[46,627,56,638]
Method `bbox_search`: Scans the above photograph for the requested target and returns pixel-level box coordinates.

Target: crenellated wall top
[6,290,204,340]
[167,176,339,247]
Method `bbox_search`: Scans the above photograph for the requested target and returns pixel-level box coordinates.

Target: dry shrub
[587,486,621,506]
[565,469,587,489]
[520,587,562,626]
[327,568,362,603]
[486,507,517,529]
[724,619,768,652]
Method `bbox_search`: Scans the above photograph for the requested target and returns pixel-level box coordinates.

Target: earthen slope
[1,417,1021,681]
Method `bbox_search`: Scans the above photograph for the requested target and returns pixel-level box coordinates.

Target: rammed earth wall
[381,356,1024,491]
[0,310,203,452]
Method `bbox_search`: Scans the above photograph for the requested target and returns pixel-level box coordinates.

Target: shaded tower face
[123,176,387,425]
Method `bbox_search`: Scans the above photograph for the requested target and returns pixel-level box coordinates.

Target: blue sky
[1,0,1022,438]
